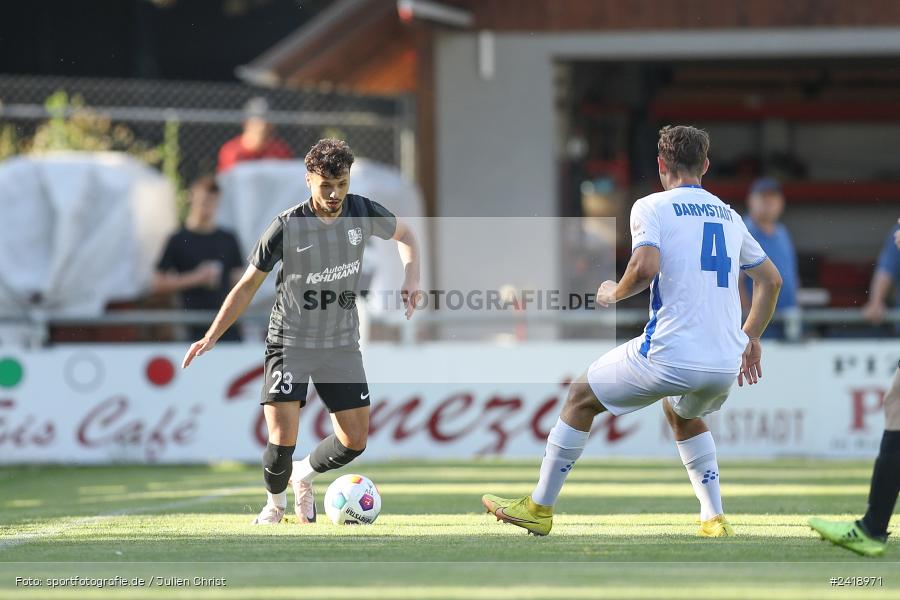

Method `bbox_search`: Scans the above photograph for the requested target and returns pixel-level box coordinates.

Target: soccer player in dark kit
[808,220,900,557]
[182,138,421,524]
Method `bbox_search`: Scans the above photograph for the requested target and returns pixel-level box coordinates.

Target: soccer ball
[324,474,381,525]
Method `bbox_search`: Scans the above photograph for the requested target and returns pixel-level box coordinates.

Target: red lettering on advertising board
[369,397,423,440]
[0,399,55,447]
[851,386,885,432]
[531,398,561,440]
[478,395,524,454]
[234,371,640,454]
[76,396,203,461]
[428,394,476,442]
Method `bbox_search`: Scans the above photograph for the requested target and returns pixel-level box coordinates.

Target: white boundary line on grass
[0,489,248,551]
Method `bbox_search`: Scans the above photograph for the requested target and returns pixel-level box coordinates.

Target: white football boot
[251,503,285,525]
[292,478,317,524]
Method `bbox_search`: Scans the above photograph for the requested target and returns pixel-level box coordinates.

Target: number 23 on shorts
[269,370,294,395]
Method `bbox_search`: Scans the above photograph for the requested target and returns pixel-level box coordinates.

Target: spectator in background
[153,176,245,341]
[217,97,292,173]
[739,177,799,338]
[862,218,900,324]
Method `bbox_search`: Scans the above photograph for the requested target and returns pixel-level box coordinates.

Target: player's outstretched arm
[863,271,893,324]
[863,218,900,324]
[181,264,268,369]
[739,258,782,386]
[392,218,421,320]
[596,245,660,307]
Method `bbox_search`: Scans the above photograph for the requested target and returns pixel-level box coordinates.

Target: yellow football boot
[699,514,735,537]
[482,494,553,536]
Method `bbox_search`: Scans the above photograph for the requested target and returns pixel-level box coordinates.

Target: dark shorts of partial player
[260,344,370,413]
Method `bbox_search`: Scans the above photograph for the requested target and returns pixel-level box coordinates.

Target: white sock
[531,418,590,507]
[292,456,318,484]
[675,431,723,521]
[267,490,287,509]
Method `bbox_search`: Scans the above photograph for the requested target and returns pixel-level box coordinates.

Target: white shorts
[587,337,737,419]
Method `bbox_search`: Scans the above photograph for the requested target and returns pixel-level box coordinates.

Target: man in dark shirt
[154,176,244,341]
[181,139,421,526]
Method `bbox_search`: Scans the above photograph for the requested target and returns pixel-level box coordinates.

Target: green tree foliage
[0,91,184,204]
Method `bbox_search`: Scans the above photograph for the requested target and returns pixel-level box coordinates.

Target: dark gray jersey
[249,194,397,349]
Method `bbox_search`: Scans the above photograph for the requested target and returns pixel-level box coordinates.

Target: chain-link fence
[0,75,412,187]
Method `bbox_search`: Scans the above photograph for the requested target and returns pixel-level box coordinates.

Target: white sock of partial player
[267,490,287,510]
[531,418,590,507]
[292,456,318,484]
[675,431,723,521]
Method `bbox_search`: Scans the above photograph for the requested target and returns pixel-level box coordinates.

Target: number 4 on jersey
[700,222,732,288]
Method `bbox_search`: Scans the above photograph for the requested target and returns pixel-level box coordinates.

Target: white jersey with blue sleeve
[629,185,767,373]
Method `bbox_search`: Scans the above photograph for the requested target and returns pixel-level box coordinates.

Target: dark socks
[262,442,295,494]
[860,430,900,539]
[309,434,364,473]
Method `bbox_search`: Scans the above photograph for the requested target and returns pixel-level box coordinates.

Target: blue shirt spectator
[743,218,798,310]
[740,178,799,313]
[863,220,900,324]
[877,223,900,277]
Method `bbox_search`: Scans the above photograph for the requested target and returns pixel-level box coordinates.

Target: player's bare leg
[253,401,301,524]
[559,375,607,431]
[330,405,370,451]
[662,400,732,537]
[291,405,370,523]
[483,373,604,535]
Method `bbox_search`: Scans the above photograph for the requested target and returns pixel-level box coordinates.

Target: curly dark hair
[657,125,709,177]
[304,138,355,178]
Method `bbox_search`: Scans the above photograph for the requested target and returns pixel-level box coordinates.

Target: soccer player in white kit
[483,125,783,536]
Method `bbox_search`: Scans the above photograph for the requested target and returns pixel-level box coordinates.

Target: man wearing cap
[739,178,799,338]
[217,97,293,173]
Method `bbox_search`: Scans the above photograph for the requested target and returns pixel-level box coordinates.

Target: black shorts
[260,344,370,413]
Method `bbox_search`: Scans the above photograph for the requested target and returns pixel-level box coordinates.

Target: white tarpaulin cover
[0,152,176,317]
[217,158,428,311]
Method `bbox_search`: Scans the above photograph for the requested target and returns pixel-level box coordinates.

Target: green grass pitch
[0,460,898,599]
